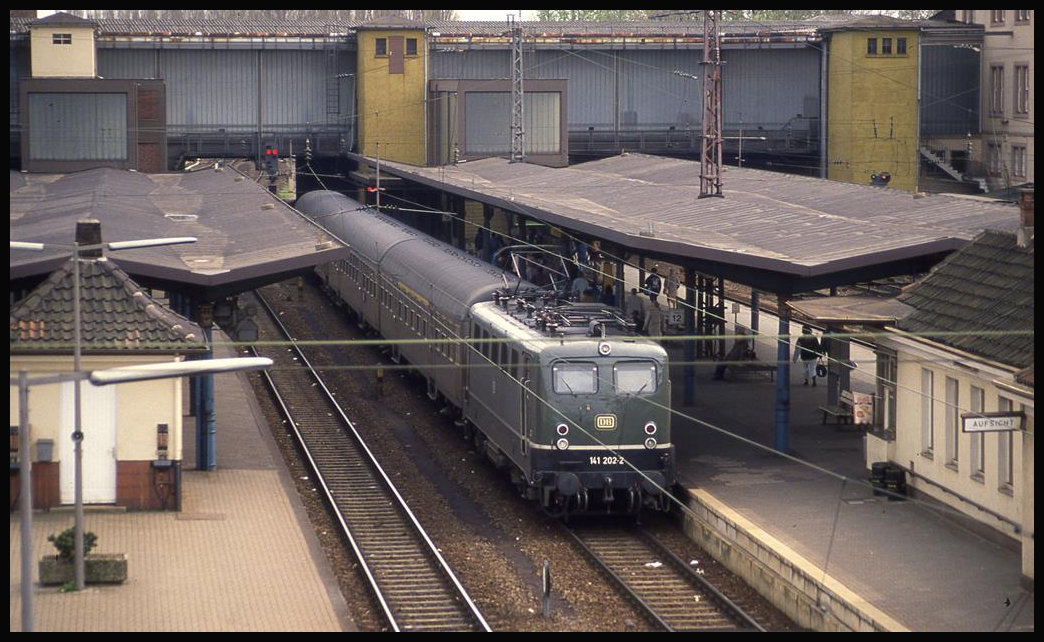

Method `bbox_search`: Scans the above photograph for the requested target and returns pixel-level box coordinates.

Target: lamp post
[12,224,197,593]
[13,357,272,631]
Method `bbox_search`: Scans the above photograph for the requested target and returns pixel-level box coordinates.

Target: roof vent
[261,203,276,211]
[165,213,198,222]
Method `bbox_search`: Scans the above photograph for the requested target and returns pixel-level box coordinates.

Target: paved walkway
[668,306,1033,632]
[11,331,352,631]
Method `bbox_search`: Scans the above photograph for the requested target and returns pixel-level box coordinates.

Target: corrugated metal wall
[431,46,821,132]
[97,48,354,132]
[28,92,127,160]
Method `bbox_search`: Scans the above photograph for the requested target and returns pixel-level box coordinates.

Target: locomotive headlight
[644,437,657,449]
[556,423,569,436]
[598,341,612,356]
[644,421,657,435]
[556,438,570,450]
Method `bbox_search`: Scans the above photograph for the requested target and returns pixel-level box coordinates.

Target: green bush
[47,527,97,561]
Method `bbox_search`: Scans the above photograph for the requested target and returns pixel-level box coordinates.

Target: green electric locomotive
[297,190,675,516]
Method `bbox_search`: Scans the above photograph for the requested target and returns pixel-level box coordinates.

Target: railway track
[568,524,765,632]
[250,289,491,632]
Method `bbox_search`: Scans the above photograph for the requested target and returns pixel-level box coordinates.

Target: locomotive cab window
[614,361,657,394]
[553,362,598,395]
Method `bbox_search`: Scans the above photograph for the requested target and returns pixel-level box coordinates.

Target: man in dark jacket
[792,325,822,386]
[643,266,663,305]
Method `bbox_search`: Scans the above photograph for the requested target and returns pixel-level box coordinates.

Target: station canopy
[365,153,1021,295]
[10,167,347,300]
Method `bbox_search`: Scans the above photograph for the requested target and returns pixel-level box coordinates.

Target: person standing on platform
[643,266,663,305]
[666,267,680,308]
[644,300,665,338]
[625,287,645,329]
[793,325,822,386]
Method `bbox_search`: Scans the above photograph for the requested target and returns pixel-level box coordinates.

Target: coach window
[614,361,657,395]
[406,38,418,56]
[896,37,907,55]
[553,362,598,395]
[52,33,72,45]
[375,37,387,57]
[881,38,892,55]
[866,38,877,55]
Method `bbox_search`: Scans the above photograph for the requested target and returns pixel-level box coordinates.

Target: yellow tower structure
[824,19,921,192]
[356,18,428,166]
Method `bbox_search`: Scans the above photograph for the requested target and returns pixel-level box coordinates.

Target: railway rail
[568,524,765,632]
[249,289,491,633]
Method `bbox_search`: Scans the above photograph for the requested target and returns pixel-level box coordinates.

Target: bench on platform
[819,390,854,424]
[730,361,776,381]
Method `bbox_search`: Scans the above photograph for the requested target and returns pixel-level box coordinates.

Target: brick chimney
[1017,189,1033,249]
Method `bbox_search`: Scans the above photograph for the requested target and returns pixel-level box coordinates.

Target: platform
[10,330,353,632]
[667,309,1033,632]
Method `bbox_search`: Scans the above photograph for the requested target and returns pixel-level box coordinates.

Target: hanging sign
[962,412,1023,433]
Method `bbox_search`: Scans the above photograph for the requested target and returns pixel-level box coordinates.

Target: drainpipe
[819,37,828,179]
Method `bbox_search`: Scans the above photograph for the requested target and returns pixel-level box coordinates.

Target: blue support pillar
[774,294,791,452]
[200,325,216,471]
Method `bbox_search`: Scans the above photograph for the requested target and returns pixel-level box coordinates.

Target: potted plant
[38,527,127,586]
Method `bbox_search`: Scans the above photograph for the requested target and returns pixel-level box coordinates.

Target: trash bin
[870,461,888,496]
[884,465,906,500]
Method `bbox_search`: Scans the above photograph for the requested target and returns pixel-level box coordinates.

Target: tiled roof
[10,257,207,354]
[898,230,1034,369]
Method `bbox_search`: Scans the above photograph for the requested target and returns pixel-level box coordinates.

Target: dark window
[881,38,892,55]
[406,38,418,56]
[896,38,907,55]
[375,37,387,56]
[52,33,72,45]
[867,38,877,55]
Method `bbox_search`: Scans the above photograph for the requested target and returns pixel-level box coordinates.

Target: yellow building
[29,11,97,78]
[824,19,921,192]
[356,19,428,166]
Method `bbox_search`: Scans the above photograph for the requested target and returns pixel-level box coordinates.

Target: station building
[10,11,1022,195]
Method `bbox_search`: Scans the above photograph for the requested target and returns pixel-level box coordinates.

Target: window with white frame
[945,377,959,466]
[1013,64,1030,116]
[997,397,1014,490]
[921,368,934,456]
[1012,146,1027,178]
[990,65,1005,115]
[970,385,985,479]
[876,349,897,431]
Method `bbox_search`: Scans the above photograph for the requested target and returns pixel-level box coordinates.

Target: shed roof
[10,256,207,355]
[366,154,1020,293]
[10,168,348,300]
[897,230,1034,369]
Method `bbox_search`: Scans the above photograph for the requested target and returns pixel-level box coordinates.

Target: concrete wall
[681,489,907,632]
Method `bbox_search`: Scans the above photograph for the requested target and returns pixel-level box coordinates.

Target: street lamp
[13,357,272,631]
[12,224,197,593]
